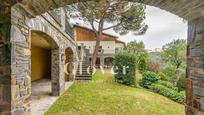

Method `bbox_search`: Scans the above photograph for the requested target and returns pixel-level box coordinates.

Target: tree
[162,39,187,86]
[66,0,148,66]
[125,40,148,72]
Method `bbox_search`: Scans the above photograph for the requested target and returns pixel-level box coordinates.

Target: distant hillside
[149,52,162,61]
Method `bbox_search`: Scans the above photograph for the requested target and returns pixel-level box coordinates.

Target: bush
[158,80,178,91]
[159,72,168,81]
[161,65,176,82]
[138,58,148,73]
[149,83,185,104]
[114,51,137,86]
[140,71,159,88]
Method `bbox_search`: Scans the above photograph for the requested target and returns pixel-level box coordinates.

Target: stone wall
[186,17,204,115]
[0,1,12,114]
[4,4,79,114]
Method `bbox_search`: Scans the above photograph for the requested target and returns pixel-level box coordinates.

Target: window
[78,46,81,50]
[98,46,102,52]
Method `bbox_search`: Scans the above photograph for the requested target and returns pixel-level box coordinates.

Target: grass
[46,70,185,115]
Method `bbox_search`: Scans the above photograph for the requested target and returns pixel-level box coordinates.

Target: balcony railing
[88,49,116,54]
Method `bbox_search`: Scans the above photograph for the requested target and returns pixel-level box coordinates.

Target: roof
[115,39,126,46]
[74,24,119,39]
[74,24,126,46]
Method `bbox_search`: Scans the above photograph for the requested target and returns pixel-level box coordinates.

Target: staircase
[75,61,93,80]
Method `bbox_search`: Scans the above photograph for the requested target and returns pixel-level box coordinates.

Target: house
[74,25,125,68]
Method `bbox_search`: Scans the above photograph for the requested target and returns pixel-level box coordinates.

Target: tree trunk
[92,36,101,66]
[174,68,181,87]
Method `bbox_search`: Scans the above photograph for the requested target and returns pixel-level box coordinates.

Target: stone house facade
[0,4,78,114]
[74,25,125,67]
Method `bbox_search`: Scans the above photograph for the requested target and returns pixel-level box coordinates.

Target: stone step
[75,77,92,81]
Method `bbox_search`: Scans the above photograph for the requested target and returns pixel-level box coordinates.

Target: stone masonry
[186,17,204,115]
[0,0,203,114]
[6,3,78,115]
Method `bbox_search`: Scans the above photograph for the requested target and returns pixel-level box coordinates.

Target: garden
[115,39,186,104]
[46,39,186,114]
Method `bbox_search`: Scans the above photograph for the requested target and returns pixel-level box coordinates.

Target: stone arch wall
[13,0,204,20]
[5,4,79,114]
[0,0,203,114]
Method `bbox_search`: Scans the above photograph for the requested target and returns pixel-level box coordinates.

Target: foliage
[161,65,177,82]
[147,61,162,73]
[66,0,148,65]
[159,72,168,81]
[177,70,186,91]
[162,39,187,69]
[125,40,148,72]
[114,51,137,86]
[158,80,178,91]
[149,83,185,104]
[140,71,159,88]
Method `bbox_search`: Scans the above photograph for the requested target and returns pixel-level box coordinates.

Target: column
[186,17,204,115]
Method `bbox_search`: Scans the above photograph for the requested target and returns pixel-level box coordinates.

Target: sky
[72,6,188,50]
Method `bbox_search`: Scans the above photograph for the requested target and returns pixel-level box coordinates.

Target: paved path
[31,79,73,115]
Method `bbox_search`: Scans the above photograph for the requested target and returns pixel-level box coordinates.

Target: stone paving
[31,79,73,115]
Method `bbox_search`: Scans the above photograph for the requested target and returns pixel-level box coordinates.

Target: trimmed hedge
[158,80,178,91]
[140,71,159,88]
[149,83,185,104]
[114,51,137,86]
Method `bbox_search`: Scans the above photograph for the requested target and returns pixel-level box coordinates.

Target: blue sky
[72,6,188,50]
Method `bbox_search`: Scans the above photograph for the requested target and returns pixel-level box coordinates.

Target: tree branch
[103,21,123,31]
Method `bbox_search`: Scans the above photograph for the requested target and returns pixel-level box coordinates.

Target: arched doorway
[65,47,74,81]
[104,57,114,68]
[31,31,59,113]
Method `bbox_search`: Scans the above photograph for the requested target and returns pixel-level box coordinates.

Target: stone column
[100,56,104,67]
[51,49,65,96]
[186,17,204,115]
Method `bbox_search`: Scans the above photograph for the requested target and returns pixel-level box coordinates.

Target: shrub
[159,72,168,81]
[140,71,159,88]
[158,80,178,91]
[149,83,185,104]
[114,51,137,86]
[161,65,176,82]
[138,58,148,73]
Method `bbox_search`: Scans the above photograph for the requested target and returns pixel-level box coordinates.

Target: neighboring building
[148,48,163,53]
[74,25,125,67]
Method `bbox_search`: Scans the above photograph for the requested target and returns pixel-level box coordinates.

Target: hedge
[140,71,159,88]
[158,80,178,91]
[114,51,137,86]
[149,83,185,104]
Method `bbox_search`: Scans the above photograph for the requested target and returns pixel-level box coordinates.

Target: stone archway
[0,0,203,114]
[30,30,59,114]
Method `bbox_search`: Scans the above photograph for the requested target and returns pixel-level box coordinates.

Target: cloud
[119,6,187,50]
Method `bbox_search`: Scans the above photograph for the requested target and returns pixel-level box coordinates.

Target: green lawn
[46,70,185,115]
